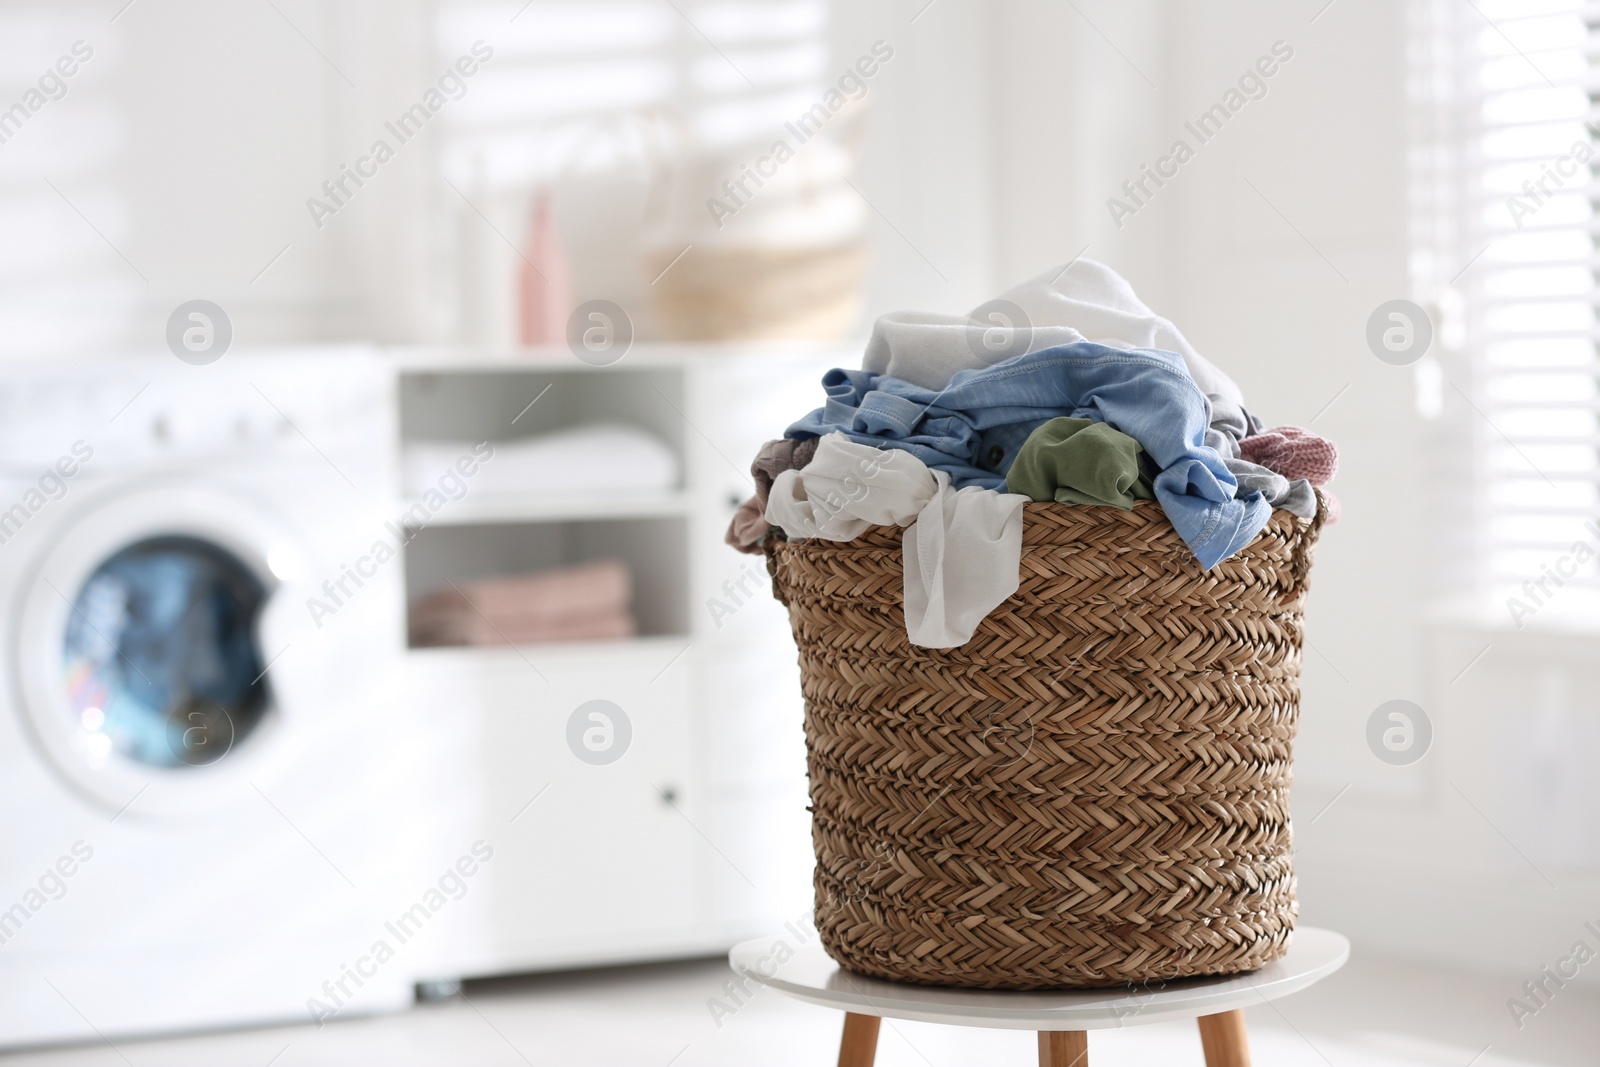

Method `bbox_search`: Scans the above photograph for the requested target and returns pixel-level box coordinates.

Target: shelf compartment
[401,516,689,648]
[398,366,686,467]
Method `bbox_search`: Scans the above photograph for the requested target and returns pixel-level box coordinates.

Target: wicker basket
[763,497,1325,990]
[646,242,867,342]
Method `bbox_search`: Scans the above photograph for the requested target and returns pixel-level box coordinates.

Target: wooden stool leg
[1037,1030,1088,1067]
[837,1012,881,1067]
[1197,1009,1251,1067]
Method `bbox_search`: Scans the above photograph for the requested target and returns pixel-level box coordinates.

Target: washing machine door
[14,478,313,818]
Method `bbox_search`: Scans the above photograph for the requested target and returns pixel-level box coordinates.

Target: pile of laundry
[726,259,1338,649]
[409,560,635,648]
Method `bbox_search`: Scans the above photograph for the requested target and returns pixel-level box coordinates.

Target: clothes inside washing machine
[60,536,270,768]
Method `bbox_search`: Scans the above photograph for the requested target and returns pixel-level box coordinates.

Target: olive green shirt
[1003,417,1157,509]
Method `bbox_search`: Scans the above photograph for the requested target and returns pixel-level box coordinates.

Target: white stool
[729,928,1348,1067]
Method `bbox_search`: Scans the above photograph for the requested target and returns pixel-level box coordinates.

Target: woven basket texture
[763,497,1325,989]
[647,243,867,342]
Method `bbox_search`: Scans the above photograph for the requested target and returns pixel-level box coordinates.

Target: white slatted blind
[436,0,830,188]
[0,2,130,355]
[1413,0,1600,614]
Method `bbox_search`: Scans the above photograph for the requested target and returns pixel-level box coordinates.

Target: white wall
[0,0,372,353]
[835,0,1171,318]
[826,0,996,316]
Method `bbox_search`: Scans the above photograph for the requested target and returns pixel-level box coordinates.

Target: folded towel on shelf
[403,423,679,498]
[410,612,635,648]
[413,560,630,620]
[408,560,635,648]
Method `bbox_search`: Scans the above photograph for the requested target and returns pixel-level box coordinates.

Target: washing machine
[0,349,439,1046]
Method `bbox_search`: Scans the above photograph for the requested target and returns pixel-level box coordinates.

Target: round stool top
[728,928,1348,1031]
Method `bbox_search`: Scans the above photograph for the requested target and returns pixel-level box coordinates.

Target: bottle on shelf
[519,188,573,347]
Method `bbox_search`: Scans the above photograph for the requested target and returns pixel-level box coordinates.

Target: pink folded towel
[412,560,629,621]
[408,560,635,648]
[410,611,635,648]
[1239,426,1338,487]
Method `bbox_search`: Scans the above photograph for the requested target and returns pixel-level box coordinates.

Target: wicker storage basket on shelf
[763,496,1326,990]
[645,242,867,342]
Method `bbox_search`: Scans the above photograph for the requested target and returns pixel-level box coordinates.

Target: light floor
[5,950,1596,1066]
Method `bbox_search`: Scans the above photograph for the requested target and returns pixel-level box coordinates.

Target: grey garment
[1206,393,1267,460]
[1277,479,1318,519]
[1205,394,1247,459]
[1205,427,1237,459]
[752,436,820,502]
[1226,458,1318,520]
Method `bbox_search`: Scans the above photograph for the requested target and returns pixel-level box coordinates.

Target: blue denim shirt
[786,342,1271,568]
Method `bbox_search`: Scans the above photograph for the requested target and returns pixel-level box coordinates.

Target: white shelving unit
[388,343,850,983]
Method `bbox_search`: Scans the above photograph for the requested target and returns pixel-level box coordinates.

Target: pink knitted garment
[1239,426,1338,486]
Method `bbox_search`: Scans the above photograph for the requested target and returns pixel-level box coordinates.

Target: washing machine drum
[16,481,312,816]
[63,536,270,768]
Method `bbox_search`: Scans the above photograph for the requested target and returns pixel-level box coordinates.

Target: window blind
[1413,0,1600,617]
[436,0,830,189]
[0,1,128,355]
